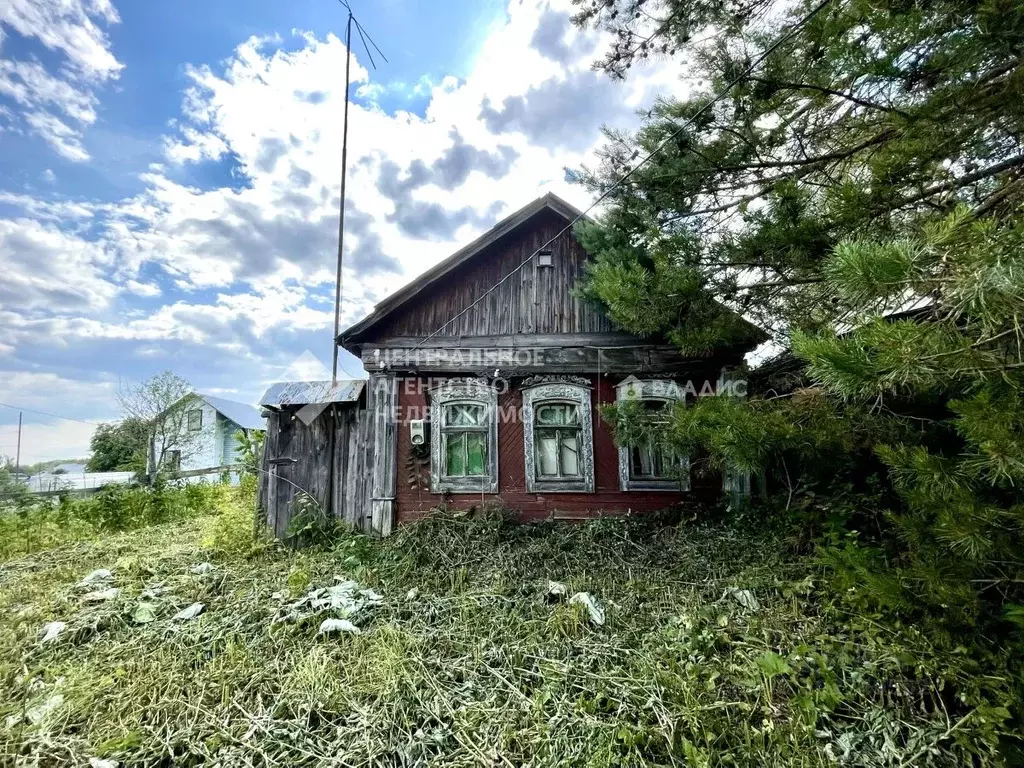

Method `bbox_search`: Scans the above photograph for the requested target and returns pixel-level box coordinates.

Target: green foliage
[234,429,264,477]
[201,475,266,555]
[284,491,342,548]
[86,418,150,473]
[574,0,1024,748]
[0,482,226,561]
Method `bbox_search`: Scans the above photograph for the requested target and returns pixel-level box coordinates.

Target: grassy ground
[0,497,996,766]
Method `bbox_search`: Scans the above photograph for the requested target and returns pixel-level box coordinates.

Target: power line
[392,0,833,363]
[0,402,102,425]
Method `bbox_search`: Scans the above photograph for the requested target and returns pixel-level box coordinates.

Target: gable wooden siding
[365,209,614,339]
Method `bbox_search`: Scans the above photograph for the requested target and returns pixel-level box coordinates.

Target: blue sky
[0,0,684,462]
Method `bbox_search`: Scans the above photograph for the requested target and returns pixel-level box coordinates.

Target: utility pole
[15,411,22,473]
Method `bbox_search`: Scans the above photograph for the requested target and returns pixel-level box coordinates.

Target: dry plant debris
[0,509,992,766]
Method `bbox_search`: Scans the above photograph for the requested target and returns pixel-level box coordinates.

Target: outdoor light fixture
[537,249,554,268]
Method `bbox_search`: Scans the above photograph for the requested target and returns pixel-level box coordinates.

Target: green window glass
[442,403,488,477]
[534,402,581,479]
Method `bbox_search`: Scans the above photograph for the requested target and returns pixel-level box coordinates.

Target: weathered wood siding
[393,373,724,523]
[365,209,613,339]
[261,402,378,538]
[368,374,397,537]
[262,409,332,539]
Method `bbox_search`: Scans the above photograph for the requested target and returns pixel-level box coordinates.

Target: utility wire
[0,402,101,425]
[388,0,833,364]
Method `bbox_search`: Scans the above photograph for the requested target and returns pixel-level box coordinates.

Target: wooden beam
[361,333,655,349]
[367,373,397,536]
[360,343,723,374]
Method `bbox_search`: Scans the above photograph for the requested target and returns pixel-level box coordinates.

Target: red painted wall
[394,374,723,524]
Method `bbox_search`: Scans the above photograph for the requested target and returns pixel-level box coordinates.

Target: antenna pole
[331,10,354,385]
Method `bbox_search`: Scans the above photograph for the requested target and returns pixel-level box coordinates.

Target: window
[165,450,181,472]
[430,379,498,493]
[187,408,203,432]
[615,378,690,491]
[522,380,594,493]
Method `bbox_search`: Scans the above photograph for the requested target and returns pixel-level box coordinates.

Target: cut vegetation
[0,488,1006,766]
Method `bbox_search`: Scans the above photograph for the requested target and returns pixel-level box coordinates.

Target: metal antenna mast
[331,0,387,384]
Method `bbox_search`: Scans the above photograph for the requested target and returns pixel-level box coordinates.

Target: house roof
[196,394,266,430]
[339,192,586,345]
[258,379,366,408]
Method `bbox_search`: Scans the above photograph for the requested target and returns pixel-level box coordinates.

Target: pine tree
[573,0,1024,645]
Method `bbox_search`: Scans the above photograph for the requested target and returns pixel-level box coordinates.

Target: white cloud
[0,418,96,464]
[24,110,91,161]
[0,0,122,80]
[0,0,691,459]
[0,0,123,161]
[0,371,120,463]
[126,280,161,297]
[0,217,119,312]
[83,0,687,322]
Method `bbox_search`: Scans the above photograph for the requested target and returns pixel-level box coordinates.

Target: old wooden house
[260,193,761,537]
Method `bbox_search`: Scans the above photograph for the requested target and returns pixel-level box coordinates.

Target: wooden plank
[346,400,374,534]
[361,332,649,349]
[348,210,614,343]
[342,408,363,527]
[361,345,704,374]
[368,374,397,536]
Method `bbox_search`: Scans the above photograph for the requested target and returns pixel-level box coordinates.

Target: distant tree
[87,418,151,473]
[0,456,30,507]
[117,371,200,476]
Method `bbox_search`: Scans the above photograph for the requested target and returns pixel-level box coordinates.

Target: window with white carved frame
[615,378,690,491]
[522,379,595,493]
[430,379,498,493]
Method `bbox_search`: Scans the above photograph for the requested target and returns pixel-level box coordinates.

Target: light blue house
[148,393,265,480]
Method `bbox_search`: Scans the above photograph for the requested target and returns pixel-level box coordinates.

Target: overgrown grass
[0,480,230,560]
[0,493,1015,766]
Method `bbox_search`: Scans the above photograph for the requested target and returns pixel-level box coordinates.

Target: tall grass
[0,480,230,560]
[1,499,1014,766]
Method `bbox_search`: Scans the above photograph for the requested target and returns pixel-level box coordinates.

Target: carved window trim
[522,380,595,493]
[615,378,690,492]
[429,379,499,494]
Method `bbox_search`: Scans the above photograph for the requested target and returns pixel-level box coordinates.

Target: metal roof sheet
[197,394,267,430]
[258,379,366,407]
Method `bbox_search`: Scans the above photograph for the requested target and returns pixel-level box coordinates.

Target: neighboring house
[149,393,265,480]
[260,193,763,536]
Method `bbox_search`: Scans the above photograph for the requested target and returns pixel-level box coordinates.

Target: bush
[201,476,268,555]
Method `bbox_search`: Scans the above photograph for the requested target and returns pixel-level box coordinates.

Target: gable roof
[195,394,265,430]
[340,192,585,344]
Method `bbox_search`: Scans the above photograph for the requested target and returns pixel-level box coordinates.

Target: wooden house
[259,194,760,536]
[148,393,265,482]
